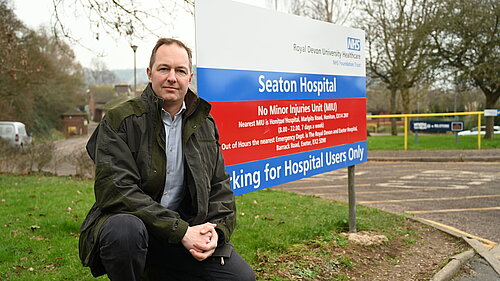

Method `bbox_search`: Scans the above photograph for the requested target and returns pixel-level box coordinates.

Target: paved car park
[275,160,500,246]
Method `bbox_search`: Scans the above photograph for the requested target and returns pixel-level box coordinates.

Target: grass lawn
[0,174,412,281]
[368,134,500,150]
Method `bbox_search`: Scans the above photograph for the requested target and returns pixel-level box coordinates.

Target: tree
[0,0,84,136]
[0,0,31,120]
[27,29,85,134]
[431,0,499,139]
[360,0,437,135]
[84,58,118,85]
[50,0,194,46]
[290,0,358,25]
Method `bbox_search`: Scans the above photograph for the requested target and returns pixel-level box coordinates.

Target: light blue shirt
[160,102,186,211]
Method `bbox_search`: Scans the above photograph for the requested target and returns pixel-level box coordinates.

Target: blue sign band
[227,141,367,196]
[197,67,366,102]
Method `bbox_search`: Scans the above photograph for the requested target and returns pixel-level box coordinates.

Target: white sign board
[484,109,499,117]
[195,0,366,195]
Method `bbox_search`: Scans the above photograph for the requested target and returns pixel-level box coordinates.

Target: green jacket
[79,84,236,276]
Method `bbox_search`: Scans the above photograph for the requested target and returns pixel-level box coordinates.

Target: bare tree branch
[49,0,193,47]
[291,0,358,25]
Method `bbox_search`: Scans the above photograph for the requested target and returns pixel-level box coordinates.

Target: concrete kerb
[463,238,500,275]
[367,149,500,163]
[430,250,475,281]
[410,217,473,281]
[368,156,500,162]
[412,217,498,281]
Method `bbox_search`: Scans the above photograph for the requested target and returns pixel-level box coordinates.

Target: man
[79,38,255,281]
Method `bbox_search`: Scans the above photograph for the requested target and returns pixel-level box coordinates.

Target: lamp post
[131,45,138,97]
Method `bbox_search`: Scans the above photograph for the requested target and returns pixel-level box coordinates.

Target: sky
[11,0,270,70]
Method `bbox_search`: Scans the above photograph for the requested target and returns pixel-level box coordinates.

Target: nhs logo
[347,37,361,51]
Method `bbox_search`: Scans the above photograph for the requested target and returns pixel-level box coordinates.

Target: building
[87,83,133,122]
[61,110,88,137]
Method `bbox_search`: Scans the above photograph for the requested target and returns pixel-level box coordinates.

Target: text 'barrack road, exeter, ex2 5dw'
[195,0,367,195]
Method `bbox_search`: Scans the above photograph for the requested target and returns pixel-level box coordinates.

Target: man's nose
[166,69,177,83]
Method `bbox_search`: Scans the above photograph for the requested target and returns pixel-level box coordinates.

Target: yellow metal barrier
[367,112,484,150]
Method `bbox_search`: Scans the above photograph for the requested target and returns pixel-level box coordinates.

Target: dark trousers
[98,214,255,281]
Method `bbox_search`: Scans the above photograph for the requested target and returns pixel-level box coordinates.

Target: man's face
[147,44,193,109]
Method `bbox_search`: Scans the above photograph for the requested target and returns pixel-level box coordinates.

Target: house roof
[114,83,131,95]
[62,109,87,116]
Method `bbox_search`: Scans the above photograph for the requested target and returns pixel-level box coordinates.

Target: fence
[367,111,485,150]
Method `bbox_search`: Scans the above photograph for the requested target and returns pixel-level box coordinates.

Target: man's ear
[146,68,152,82]
[188,72,194,84]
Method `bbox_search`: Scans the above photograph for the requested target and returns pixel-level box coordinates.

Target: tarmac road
[275,160,500,246]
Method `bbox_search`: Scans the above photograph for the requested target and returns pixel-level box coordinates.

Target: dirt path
[256,218,468,280]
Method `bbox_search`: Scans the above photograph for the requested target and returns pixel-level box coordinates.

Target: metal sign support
[348,165,357,233]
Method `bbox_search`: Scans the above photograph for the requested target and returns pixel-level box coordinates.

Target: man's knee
[98,214,148,281]
[99,214,148,256]
[236,261,256,281]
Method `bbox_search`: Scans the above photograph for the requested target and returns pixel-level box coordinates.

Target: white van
[0,121,32,147]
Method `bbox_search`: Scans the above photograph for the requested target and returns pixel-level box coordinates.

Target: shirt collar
[177,101,187,116]
[162,101,187,118]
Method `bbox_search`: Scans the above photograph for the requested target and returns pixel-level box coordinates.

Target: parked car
[457,126,500,136]
[0,121,32,147]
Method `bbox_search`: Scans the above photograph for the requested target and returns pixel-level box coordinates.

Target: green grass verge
[0,175,103,281]
[368,134,500,150]
[0,174,409,280]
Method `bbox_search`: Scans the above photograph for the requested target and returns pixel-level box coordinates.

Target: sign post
[195,0,367,230]
[348,165,356,233]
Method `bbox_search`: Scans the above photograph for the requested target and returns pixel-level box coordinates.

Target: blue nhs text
[347,37,361,51]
